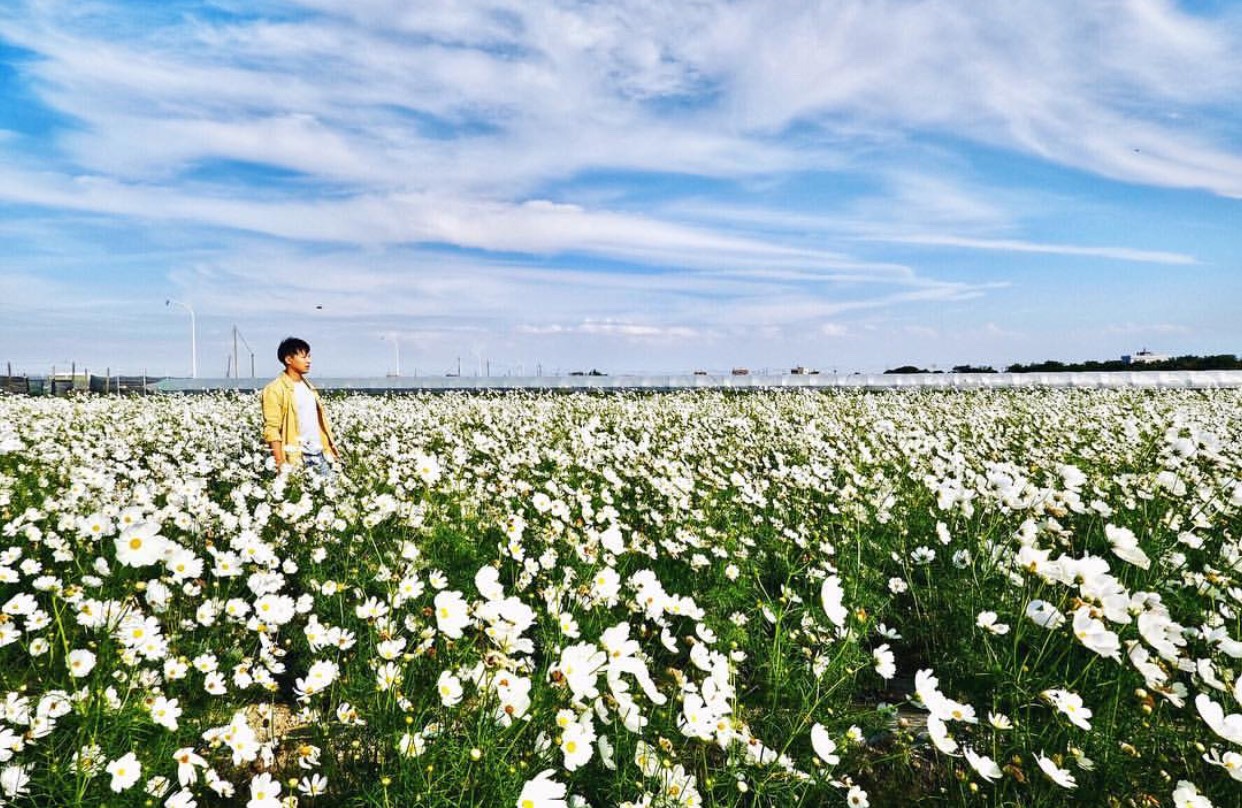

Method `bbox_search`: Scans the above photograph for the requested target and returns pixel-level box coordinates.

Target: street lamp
[165,299,197,378]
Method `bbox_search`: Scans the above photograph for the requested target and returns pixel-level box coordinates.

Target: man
[261,337,339,476]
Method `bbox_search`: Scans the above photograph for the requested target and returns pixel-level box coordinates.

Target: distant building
[1123,349,1168,365]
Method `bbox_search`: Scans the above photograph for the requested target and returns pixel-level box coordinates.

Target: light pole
[384,334,401,377]
[165,299,197,378]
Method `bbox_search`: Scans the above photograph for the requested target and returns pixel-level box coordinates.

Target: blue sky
[0,0,1239,377]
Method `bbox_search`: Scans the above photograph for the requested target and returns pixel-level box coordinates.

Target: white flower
[247,772,281,808]
[926,713,959,755]
[1196,694,1242,745]
[1105,524,1150,570]
[67,648,96,678]
[1025,600,1066,629]
[810,723,839,766]
[1035,753,1076,789]
[437,670,463,706]
[872,644,896,679]
[475,566,505,601]
[516,769,568,808]
[106,752,142,792]
[820,575,848,628]
[150,696,182,731]
[1171,779,1214,808]
[0,765,31,800]
[1043,688,1093,731]
[559,716,595,771]
[1203,748,1242,781]
[555,643,606,702]
[434,590,471,639]
[114,522,167,568]
[164,788,197,808]
[299,773,329,796]
[963,747,1002,782]
[975,611,1009,635]
[376,661,402,692]
[1072,607,1121,660]
[172,747,207,787]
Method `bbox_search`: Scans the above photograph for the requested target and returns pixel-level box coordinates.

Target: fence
[0,372,161,396]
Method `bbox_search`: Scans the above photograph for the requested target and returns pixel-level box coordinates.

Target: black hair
[277,337,311,365]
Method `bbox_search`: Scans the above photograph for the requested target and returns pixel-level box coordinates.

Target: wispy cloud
[0,0,1238,373]
[868,234,1198,265]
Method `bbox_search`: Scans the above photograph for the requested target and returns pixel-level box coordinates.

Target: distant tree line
[1006,354,1241,373]
[884,355,1241,375]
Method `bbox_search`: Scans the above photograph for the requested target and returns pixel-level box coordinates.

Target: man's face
[285,351,311,375]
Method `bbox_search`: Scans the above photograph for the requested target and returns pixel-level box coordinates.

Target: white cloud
[5,0,1239,196]
[1104,322,1191,335]
[517,320,707,341]
[869,234,1197,265]
[0,0,1238,374]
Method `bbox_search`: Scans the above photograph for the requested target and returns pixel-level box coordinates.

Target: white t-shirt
[292,381,324,453]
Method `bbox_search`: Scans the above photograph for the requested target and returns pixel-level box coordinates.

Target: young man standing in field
[261,337,339,476]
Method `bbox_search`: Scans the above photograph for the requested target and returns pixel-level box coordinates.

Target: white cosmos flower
[248,771,281,808]
[149,696,181,731]
[1171,779,1214,808]
[926,713,959,755]
[1071,607,1121,660]
[1105,524,1150,570]
[437,670,463,706]
[0,764,31,800]
[872,644,896,679]
[1196,694,1242,745]
[515,768,567,808]
[1035,753,1077,788]
[975,611,1010,635]
[114,522,166,568]
[172,748,207,787]
[555,643,606,702]
[1203,749,1242,782]
[66,649,96,678]
[475,566,505,601]
[295,660,340,701]
[820,575,848,629]
[433,591,471,639]
[846,785,869,807]
[1025,600,1066,630]
[106,752,142,792]
[559,716,595,771]
[376,662,402,692]
[810,723,839,766]
[963,747,1002,782]
[1042,688,1093,730]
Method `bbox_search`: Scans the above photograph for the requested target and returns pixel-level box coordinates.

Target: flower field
[0,388,1240,807]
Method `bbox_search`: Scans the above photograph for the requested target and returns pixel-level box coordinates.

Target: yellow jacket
[260,374,339,462]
